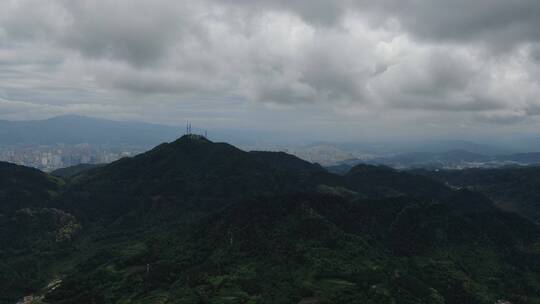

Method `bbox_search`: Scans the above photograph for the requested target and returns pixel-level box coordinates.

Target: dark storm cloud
[59,1,203,67]
[530,44,540,62]
[215,0,346,26]
[526,104,540,116]
[242,0,540,50]
[355,0,540,48]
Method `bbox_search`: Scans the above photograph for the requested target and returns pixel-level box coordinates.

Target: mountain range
[4,115,540,173]
[0,115,307,147]
[0,115,182,146]
[327,150,540,173]
[1,135,540,303]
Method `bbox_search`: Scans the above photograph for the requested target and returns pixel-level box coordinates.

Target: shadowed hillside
[1,137,540,304]
[414,167,540,223]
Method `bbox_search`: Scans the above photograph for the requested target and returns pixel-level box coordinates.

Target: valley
[1,136,540,303]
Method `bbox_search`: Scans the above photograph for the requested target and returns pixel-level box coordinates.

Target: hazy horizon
[2,114,540,155]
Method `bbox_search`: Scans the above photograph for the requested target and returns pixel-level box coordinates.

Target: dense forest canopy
[1,135,540,304]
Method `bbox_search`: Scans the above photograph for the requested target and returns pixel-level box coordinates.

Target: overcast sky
[1,0,540,141]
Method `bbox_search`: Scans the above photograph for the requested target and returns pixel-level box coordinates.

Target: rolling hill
[1,136,540,304]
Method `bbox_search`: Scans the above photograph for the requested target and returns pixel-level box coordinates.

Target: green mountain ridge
[50,164,104,178]
[1,136,540,304]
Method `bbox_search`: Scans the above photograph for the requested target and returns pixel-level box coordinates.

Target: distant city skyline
[3,114,540,172]
[0,143,143,172]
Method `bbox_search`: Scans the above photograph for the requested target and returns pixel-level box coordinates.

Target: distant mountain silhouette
[0,115,182,145]
[498,152,540,163]
[330,149,540,172]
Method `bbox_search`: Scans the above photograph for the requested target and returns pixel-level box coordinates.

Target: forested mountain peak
[2,139,540,303]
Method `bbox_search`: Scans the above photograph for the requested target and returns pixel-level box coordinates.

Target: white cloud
[1,0,540,139]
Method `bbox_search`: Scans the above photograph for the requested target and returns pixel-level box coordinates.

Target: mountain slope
[2,138,540,304]
[45,192,540,304]
[50,164,103,178]
[415,167,540,222]
[56,135,323,219]
[249,151,324,173]
[0,161,61,213]
[344,165,452,200]
[0,162,80,303]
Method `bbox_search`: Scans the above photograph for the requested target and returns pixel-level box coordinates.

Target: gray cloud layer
[1,0,540,139]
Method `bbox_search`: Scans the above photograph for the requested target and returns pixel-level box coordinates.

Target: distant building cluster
[0,144,146,172]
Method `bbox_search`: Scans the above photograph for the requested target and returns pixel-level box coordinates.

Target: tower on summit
[184,122,208,140]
